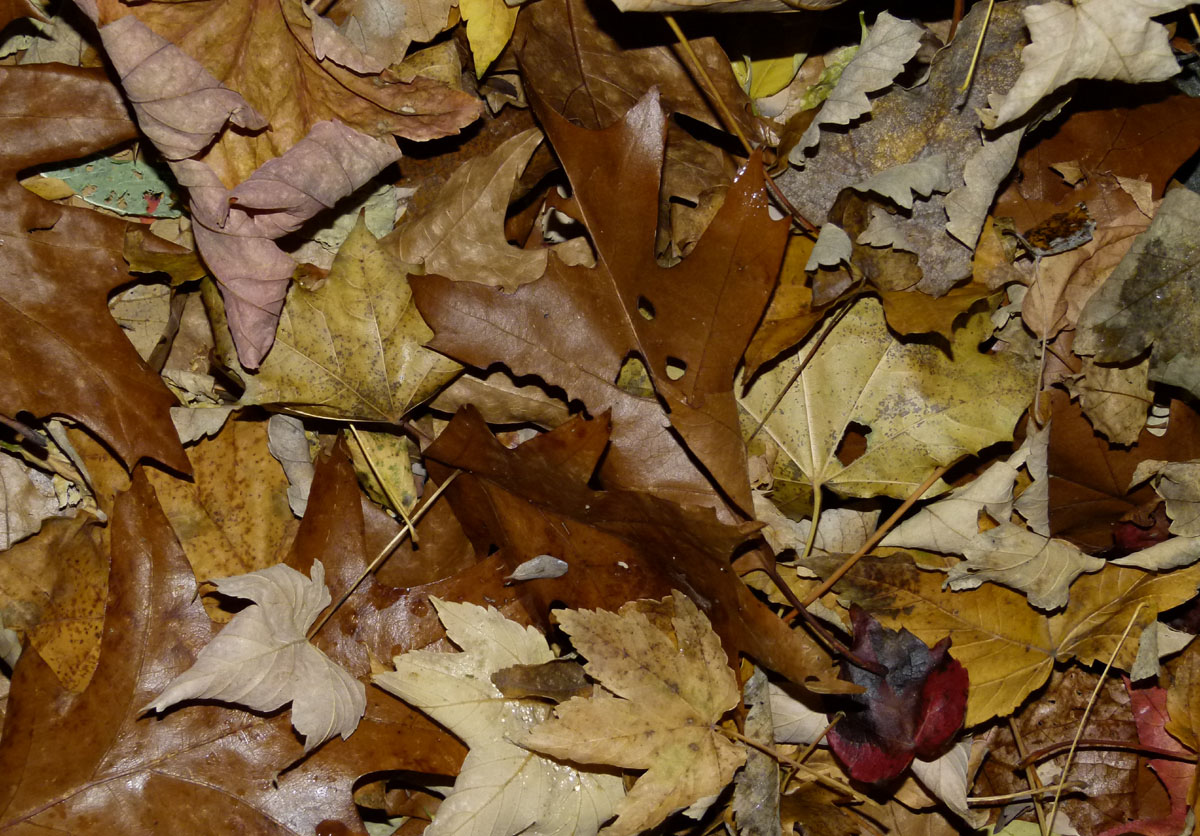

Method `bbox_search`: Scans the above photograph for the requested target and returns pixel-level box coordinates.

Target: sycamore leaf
[520,591,745,836]
[1066,357,1153,446]
[238,215,459,420]
[982,0,1188,129]
[392,129,547,290]
[373,598,625,836]
[791,12,924,160]
[740,296,1036,501]
[1076,187,1200,402]
[850,155,951,211]
[143,559,366,752]
[949,522,1106,610]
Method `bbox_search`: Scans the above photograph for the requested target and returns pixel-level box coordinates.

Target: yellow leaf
[239,215,461,422]
[521,591,745,836]
[460,0,518,77]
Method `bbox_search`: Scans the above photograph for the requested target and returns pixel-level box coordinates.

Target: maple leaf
[238,214,461,419]
[422,406,851,695]
[982,0,1189,130]
[94,0,482,188]
[413,90,789,514]
[740,296,1035,504]
[143,559,366,752]
[0,65,187,474]
[521,591,746,836]
[374,598,625,836]
[0,472,463,835]
[824,606,967,784]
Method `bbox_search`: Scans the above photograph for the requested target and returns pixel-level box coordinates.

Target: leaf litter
[4,1,1200,836]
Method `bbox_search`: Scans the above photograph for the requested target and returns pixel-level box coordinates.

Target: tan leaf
[374,598,625,836]
[521,591,745,836]
[143,559,367,751]
[1066,356,1153,446]
[392,129,547,290]
[240,215,461,421]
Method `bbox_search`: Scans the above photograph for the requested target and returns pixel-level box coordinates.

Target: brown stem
[947,0,964,42]
[1009,717,1049,835]
[800,462,952,606]
[663,14,753,156]
[1018,738,1197,768]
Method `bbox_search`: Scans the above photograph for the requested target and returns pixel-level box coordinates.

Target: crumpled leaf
[239,214,460,420]
[731,667,780,836]
[144,559,366,752]
[374,598,625,836]
[267,414,315,518]
[908,739,986,827]
[982,0,1189,130]
[0,64,187,473]
[790,12,924,160]
[302,0,454,74]
[740,296,1035,502]
[949,521,1106,610]
[391,129,547,290]
[0,452,70,549]
[826,605,967,784]
[520,591,745,836]
[1130,459,1200,536]
[1076,187,1200,404]
[1067,357,1154,446]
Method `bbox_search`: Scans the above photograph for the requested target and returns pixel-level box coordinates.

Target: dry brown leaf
[521,591,745,836]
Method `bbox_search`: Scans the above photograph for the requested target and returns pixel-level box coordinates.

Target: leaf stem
[800,462,952,607]
[967,781,1085,805]
[307,469,461,641]
[799,484,822,566]
[662,14,753,156]
[722,723,867,803]
[349,424,419,545]
[1018,738,1197,768]
[1009,716,1050,836]
[1045,603,1146,836]
[958,0,995,96]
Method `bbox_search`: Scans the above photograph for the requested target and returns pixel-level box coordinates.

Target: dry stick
[947,0,965,42]
[1191,6,1200,39]
[349,424,419,545]
[968,782,1086,805]
[801,462,952,607]
[1019,738,1197,768]
[722,726,868,803]
[1009,716,1050,836]
[307,470,462,641]
[1045,603,1147,836]
[958,0,995,96]
[662,14,819,234]
[778,712,845,793]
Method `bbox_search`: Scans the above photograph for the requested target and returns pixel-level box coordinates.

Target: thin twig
[958,0,995,96]
[663,14,753,156]
[1045,604,1147,836]
[307,470,461,641]
[349,424,419,545]
[968,781,1085,805]
[1019,738,1197,768]
[801,462,952,607]
[1009,716,1050,836]
[722,726,868,803]
[947,0,965,42]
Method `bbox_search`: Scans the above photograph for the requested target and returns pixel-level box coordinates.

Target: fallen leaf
[825,605,967,784]
[0,65,187,473]
[521,591,745,836]
[390,128,547,290]
[374,598,626,836]
[423,407,850,694]
[239,214,460,420]
[460,0,517,76]
[429,370,571,428]
[1130,459,1200,537]
[740,296,1035,502]
[1076,187,1200,403]
[908,738,987,828]
[0,453,70,550]
[0,471,463,835]
[267,413,315,517]
[1066,356,1154,446]
[982,0,1189,130]
[144,559,366,751]
[303,0,454,74]
[414,91,789,514]
[790,12,924,159]
[732,667,781,836]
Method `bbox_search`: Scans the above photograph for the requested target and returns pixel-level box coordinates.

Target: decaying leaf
[374,598,625,836]
[521,591,745,836]
[144,559,366,752]
[239,215,460,420]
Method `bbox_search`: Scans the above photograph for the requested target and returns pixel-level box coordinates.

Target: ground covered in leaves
[3,0,1200,835]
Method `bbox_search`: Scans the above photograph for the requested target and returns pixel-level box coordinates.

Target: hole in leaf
[637,296,655,320]
[665,357,687,381]
[836,421,870,467]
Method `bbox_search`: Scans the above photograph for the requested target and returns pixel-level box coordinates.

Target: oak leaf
[740,296,1035,503]
[374,598,625,836]
[520,591,746,836]
[239,214,461,421]
[144,559,366,752]
[413,91,789,514]
[0,65,187,473]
